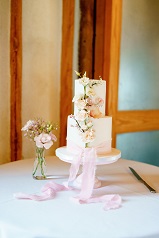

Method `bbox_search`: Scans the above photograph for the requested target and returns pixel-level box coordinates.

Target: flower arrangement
[21,118,58,149]
[71,71,104,146]
[22,118,58,178]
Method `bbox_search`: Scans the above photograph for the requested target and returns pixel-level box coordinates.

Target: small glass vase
[32,147,47,179]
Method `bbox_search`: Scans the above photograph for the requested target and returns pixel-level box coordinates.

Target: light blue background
[117,131,159,166]
[118,0,159,110]
[117,0,159,166]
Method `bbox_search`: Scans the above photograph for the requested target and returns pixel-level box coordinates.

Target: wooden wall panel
[60,0,75,146]
[10,0,22,161]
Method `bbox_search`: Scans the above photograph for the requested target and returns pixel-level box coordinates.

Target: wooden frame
[101,0,159,146]
[94,0,106,79]
[10,0,22,161]
[79,0,95,78]
[60,0,75,146]
[103,0,122,146]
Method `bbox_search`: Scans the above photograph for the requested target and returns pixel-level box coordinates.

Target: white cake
[66,73,112,155]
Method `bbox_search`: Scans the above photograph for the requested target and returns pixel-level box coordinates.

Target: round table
[0,157,159,238]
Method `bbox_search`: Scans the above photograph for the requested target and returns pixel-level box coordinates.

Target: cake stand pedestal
[55,146,121,189]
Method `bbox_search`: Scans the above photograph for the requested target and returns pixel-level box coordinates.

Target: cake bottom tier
[66,116,112,155]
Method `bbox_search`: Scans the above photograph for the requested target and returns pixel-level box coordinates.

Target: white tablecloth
[0,157,159,238]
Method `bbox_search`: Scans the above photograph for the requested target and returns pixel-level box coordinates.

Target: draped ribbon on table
[66,140,112,201]
[14,182,70,201]
[67,146,97,201]
[14,141,122,210]
[66,142,97,194]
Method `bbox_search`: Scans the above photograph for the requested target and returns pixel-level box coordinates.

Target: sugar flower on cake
[81,128,95,143]
[94,97,104,107]
[72,94,84,102]
[76,109,89,121]
[75,99,86,110]
[72,95,86,110]
[89,105,103,118]
[78,72,90,86]
[21,118,58,149]
[86,87,96,97]
[86,97,104,118]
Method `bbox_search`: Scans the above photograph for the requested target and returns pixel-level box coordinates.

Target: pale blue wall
[117,131,159,166]
[118,0,159,110]
[117,0,159,166]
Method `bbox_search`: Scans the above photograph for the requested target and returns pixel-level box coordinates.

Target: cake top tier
[73,73,106,117]
[70,71,107,146]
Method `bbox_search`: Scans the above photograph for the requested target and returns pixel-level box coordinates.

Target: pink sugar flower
[90,105,103,118]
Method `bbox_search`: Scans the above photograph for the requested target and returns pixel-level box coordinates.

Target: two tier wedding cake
[66,71,112,156]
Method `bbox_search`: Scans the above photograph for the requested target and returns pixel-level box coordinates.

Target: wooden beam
[79,0,95,78]
[94,0,106,79]
[116,110,159,133]
[103,0,122,146]
[60,0,75,146]
[10,0,22,161]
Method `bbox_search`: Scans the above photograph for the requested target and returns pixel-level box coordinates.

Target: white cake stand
[55,146,121,189]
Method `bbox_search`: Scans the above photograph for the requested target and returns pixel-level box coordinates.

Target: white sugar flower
[72,94,84,102]
[79,76,89,86]
[86,87,95,97]
[75,110,88,121]
[34,133,53,149]
[89,79,102,87]
[87,121,93,128]
[75,99,86,110]
[81,129,95,143]
[81,124,88,131]
[21,120,35,131]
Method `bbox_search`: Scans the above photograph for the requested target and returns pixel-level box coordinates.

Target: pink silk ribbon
[67,141,111,201]
[14,180,121,210]
[75,147,96,201]
[67,144,97,199]
[14,142,122,210]
[71,194,122,211]
[14,181,70,201]
[67,140,112,155]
